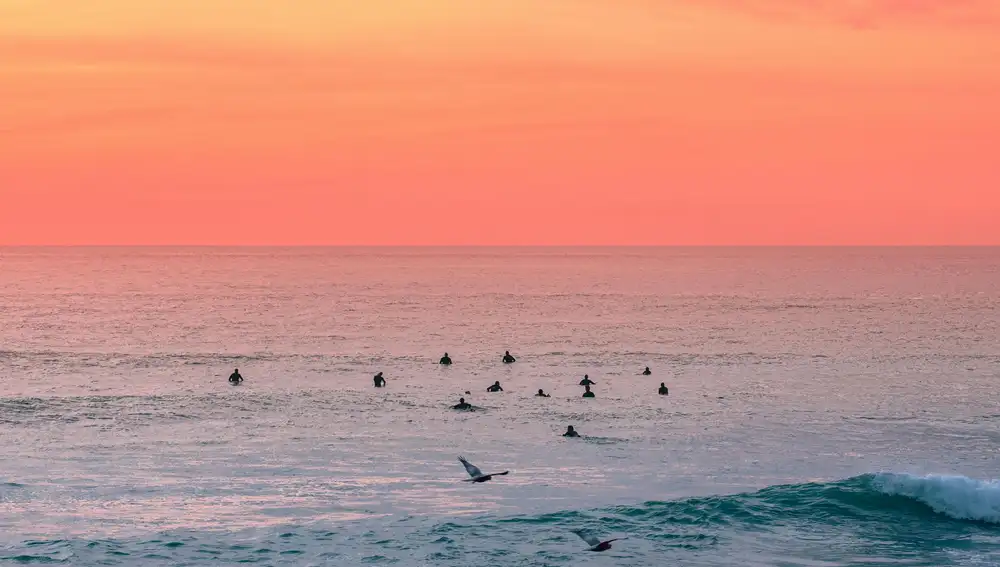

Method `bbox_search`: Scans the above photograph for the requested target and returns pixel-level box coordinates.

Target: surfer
[579,375,596,386]
[502,351,516,363]
[228,368,243,384]
[642,367,652,375]
[563,425,579,437]
[487,381,503,392]
[439,353,453,365]
[373,372,386,388]
[453,397,472,410]
[535,389,550,397]
[582,385,595,398]
[658,382,669,395]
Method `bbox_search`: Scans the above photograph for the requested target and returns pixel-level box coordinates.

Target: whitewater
[1,247,999,566]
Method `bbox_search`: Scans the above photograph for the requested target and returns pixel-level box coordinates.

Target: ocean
[1,246,999,566]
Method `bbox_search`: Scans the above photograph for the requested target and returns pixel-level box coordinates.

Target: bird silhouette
[573,529,628,552]
[457,456,509,483]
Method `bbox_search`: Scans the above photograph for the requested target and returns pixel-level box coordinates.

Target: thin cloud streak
[674,0,1000,28]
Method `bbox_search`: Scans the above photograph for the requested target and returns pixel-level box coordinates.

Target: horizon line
[2,244,999,248]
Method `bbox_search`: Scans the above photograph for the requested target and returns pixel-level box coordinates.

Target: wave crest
[871,472,1000,524]
[539,472,1000,533]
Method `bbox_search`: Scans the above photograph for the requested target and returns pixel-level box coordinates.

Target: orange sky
[2,0,999,245]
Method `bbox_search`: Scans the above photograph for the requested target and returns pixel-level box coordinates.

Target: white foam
[872,472,1000,524]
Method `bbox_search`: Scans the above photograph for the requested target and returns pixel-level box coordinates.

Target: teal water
[1,247,999,566]
[4,474,999,565]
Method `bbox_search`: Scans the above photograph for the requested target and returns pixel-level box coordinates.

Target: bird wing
[458,456,483,478]
[572,530,601,547]
[490,471,510,476]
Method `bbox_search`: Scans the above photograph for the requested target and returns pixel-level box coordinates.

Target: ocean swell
[464,470,1000,554]
[605,472,1000,527]
[871,472,1000,524]
[3,473,999,566]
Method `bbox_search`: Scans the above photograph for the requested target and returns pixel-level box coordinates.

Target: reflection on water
[2,248,1000,565]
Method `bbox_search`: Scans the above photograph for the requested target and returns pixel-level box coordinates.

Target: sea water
[1,247,999,566]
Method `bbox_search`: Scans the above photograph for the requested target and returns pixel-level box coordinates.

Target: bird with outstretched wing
[457,456,509,483]
[573,529,627,552]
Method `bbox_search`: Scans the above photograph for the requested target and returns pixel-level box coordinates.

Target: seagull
[573,530,628,552]
[457,456,509,483]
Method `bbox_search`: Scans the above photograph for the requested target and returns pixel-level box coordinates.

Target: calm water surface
[1,247,999,566]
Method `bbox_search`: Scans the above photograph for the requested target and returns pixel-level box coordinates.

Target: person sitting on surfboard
[642,367,652,375]
[439,353,453,365]
[487,381,503,392]
[535,389,550,397]
[502,351,516,363]
[658,383,669,395]
[228,368,243,384]
[373,372,386,387]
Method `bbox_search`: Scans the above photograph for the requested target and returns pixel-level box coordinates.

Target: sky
[2,0,999,245]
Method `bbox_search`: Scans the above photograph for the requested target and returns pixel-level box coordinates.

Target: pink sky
[2,1,999,245]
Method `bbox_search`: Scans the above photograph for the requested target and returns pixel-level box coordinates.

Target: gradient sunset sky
[2,1,998,245]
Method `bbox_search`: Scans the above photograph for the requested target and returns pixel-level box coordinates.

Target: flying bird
[573,529,628,552]
[457,456,509,483]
